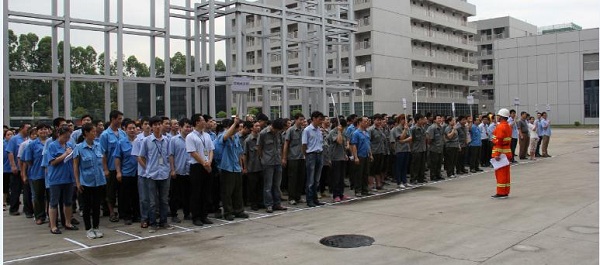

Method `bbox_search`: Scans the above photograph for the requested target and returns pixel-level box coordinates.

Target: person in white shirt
[527,116,539,160]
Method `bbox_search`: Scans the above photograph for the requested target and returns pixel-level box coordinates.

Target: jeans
[262,165,282,208]
[394,152,410,185]
[138,177,150,222]
[146,178,170,226]
[305,153,323,204]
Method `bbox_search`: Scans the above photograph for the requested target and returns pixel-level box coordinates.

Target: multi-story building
[493,28,599,125]
[470,16,537,114]
[238,0,479,118]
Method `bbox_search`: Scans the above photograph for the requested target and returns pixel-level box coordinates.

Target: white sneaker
[404,183,413,187]
[398,184,406,189]
[86,229,97,239]
[94,228,104,238]
[289,200,297,205]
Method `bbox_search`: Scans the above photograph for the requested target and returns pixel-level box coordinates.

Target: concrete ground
[3,128,599,264]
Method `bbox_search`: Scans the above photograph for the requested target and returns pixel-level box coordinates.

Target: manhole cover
[320,234,375,248]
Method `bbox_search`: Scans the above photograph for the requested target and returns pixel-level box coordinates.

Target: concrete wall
[494,28,599,125]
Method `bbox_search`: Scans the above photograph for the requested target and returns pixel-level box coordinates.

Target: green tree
[291,109,303,117]
[216,59,226,71]
[216,111,227,118]
[248,107,260,116]
[231,107,237,115]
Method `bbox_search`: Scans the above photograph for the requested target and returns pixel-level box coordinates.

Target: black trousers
[119,176,140,221]
[410,152,426,183]
[190,164,211,221]
[444,147,459,177]
[31,179,47,220]
[428,151,442,179]
[9,171,32,215]
[220,170,244,216]
[353,158,370,194]
[106,170,119,212]
[81,185,102,230]
[456,148,466,172]
[169,174,191,218]
[330,161,347,198]
[510,138,518,162]
[247,171,263,208]
[469,146,481,170]
[319,165,330,194]
[286,159,305,201]
[481,139,491,166]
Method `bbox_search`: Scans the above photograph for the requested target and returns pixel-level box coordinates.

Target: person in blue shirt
[70,114,93,145]
[3,129,14,211]
[217,117,248,220]
[100,110,126,222]
[73,123,106,239]
[46,126,78,234]
[508,109,518,163]
[114,119,141,225]
[139,116,174,232]
[22,123,51,225]
[302,111,326,207]
[7,123,32,216]
[350,116,373,197]
[469,117,483,173]
[168,118,193,223]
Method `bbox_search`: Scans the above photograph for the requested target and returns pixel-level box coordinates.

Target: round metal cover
[320,234,375,248]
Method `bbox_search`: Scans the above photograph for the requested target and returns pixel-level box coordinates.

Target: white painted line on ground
[171,225,191,231]
[63,238,90,249]
[245,210,268,216]
[115,230,143,239]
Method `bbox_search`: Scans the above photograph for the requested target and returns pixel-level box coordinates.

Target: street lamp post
[414,86,425,115]
[31,100,39,122]
[358,88,365,116]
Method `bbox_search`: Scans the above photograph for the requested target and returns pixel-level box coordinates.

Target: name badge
[158,156,164,165]
[203,150,209,157]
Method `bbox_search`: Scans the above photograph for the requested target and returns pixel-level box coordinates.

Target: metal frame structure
[4,0,357,124]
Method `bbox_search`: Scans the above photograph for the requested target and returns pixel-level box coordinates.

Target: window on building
[583,53,599,71]
[584,80,599,118]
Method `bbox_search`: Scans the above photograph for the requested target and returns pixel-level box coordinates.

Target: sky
[5,0,600,66]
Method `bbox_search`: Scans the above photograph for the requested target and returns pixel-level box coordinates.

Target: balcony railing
[356,63,372,73]
[411,6,469,28]
[481,65,493,71]
[479,80,494,86]
[354,0,370,5]
[357,17,370,27]
[355,41,371,50]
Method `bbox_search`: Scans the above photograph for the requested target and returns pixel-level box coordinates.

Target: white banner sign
[451,102,455,112]
[231,77,251,93]
[514,97,520,106]
[467,95,474,105]
[402,98,407,109]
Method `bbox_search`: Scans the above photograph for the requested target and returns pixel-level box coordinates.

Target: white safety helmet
[497,108,510,118]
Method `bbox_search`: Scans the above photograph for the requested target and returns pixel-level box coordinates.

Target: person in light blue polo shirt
[469,117,483,173]
[70,114,93,145]
[139,116,174,232]
[218,117,248,220]
[22,123,51,224]
[46,127,78,234]
[302,111,326,207]
[73,123,106,239]
[168,118,193,223]
[114,119,141,225]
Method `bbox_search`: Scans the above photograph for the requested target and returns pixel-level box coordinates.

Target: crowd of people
[3,108,553,239]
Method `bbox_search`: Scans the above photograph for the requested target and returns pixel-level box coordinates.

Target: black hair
[56,126,71,136]
[310,111,324,120]
[27,126,37,136]
[149,116,163,127]
[271,118,284,130]
[191,114,204,127]
[179,118,192,128]
[221,119,232,130]
[202,114,213,122]
[339,118,347,127]
[458,115,466,121]
[293,112,305,120]
[122,119,136,129]
[109,110,124,121]
[256,113,269,122]
[92,119,104,128]
[161,116,170,123]
[52,117,66,128]
[81,114,93,121]
[141,116,150,124]
[36,123,51,130]
[520,111,527,116]
[18,122,31,131]
[414,113,424,121]
[243,121,254,129]
[509,109,516,114]
[78,123,96,144]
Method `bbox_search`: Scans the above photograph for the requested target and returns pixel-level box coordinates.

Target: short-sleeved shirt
[22,138,46,180]
[345,124,357,139]
[457,124,468,148]
[508,117,518,138]
[479,123,489,140]
[139,134,170,180]
[186,130,215,165]
[367,126,386,155]
[528,123,538,139]
[132,133,149,177]
[488,122,497,136]
[285,125,304,160]
[410,125,426,153]
[351,128,371,158]
[218,133,244,173]
[169,134,190,175]
[17,139,31,161]
[539,118,548,136]
[469,124,482,147]
[426,124,443,153]
[74,141,106,187]
[518,119,529,136]
[46,140,75,186]
[302,124,324,154]
[99,128,127,171]
[257,126,282,166]
[113,137,138,177]
[244,133,262,173]
[70,128,82,145]
[444,126,459,148]
[327,129,348,161]
[390,126,411,153]
[7,134,25,164]
[3,139,11,172]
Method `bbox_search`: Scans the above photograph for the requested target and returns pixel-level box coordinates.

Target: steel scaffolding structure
[3,0,357,124]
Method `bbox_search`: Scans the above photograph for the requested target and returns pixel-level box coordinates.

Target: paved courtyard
[3,128,599,264]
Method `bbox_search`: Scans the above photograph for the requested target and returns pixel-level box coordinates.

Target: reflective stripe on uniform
[503,137,512,141]
[497,183,511,187]
[492,148,511,153]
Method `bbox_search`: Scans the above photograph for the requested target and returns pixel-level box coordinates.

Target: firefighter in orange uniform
[491,108,512,198]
